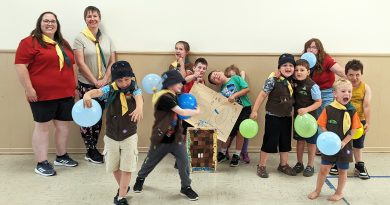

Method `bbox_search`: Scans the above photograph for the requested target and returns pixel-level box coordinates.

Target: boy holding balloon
[133,70,201,201]
[83,61,143,205]
[345,59,372,179]
[291,59,322,177]
[250,53,296,178]
[308,78,362,202]
[208,69,252,167]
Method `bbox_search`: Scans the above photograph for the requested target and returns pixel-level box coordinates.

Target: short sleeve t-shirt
[73,32,115,84]
[220,75,251,107]
[99,84,142,100]
[15,36,76,101]
[311,55,337,90]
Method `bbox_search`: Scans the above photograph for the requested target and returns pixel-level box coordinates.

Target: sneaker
[354,162,370,180]
[113,186,131,203]
[230,154,240,167]
[85,148,104,164]
[329,164,338,175]
[180,186,199,201]
[133,177,145,193]
[303,166,315,177]
[257,165,269,178]
[217,152,229,163]
[292,162,304,174]
[115,198,129,205]
[54,153,78,167]
[35,160,56,176]
[277,164,297,176]
[240,152,250,164]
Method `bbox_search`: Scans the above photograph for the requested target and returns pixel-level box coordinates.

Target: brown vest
[105,93,137,141]
[266,78,294,116]
[150,93,183,145]
[293,78,317,118]
[321,106,355,163]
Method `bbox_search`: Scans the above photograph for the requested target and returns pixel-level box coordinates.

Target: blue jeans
[317,88,334,135]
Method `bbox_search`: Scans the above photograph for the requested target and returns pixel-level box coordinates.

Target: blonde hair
[224,64,241,77]
[332,78,352,91]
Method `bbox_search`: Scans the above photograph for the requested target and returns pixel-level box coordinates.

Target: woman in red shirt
[15,11,78,177]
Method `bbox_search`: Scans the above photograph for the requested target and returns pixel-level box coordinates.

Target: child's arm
[184,70,201,83]
[177,57,187,78]
[228,87,250,103]
[129,94,144,122]
[83,89,104,108]
[240,70,246,79]
[298,99,322,115]
[250,90,268,119]
[363,84,372,133]
[172,106,200,117]
[341,129,355,148]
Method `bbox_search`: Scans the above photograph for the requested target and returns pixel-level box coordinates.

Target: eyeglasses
[42,19,57,24]
[308,46,318,50]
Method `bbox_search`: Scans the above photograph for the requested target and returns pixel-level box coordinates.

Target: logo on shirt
[328,119,338,125]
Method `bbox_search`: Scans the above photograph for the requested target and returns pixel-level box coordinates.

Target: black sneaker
[303,166,315,177]
[329,164,338,175]
[230,154,240,167]
[115,198,129,205]
[54,153,79,167]
[217,152,229,162]
[113,186,131,203]
[35,160,56,176]
[292,162,304,174]
[354,162,370,180]
[85,148,104,164]
[180,186,199,201]
[133,177,145,193]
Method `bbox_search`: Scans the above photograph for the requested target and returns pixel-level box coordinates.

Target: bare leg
[114,170,121,185]
[118,171,132,198]
[353,148,362,162]
[259,151,268,166]
[32,121,51,162]
[53,120,70,156]
[328,169,347,201]
[280,152,288,166]
[296,141,305,163]
[308,164,332,199]
[307,144,316,167]
[235,133,244,153]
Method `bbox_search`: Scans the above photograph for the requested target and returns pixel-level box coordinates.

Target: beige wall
[1,51,389,153]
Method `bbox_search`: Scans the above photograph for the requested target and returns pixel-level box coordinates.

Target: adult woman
[15,11,78,176]
[74,6,116,164]
[304,38,346,112]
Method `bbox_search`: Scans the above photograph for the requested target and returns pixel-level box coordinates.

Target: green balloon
[239,119,259,139]
[294,113,318,138]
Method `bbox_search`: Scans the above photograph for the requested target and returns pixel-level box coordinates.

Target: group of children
[82,40,372,204]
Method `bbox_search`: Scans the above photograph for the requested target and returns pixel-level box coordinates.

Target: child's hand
[186,70,194,76]
[341,141,347,149]
[250,112,258,120]
[83,95,92,108]
[95,79,106,88]
[297,108,308,116]
[228,95,235,103]
[194,106,201,115]
[364,123,369,134]
[129,108,143,122]
[274,70,281,78]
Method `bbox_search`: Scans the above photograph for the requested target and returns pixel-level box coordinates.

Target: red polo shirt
[15,36,76,101]
[311,55,337,90]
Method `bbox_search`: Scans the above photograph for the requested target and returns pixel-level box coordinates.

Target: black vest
[265,78,294,117]
[293,78,317,118]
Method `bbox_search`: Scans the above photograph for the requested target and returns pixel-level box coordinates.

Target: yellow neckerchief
[268,72,293,96]
[111,82,128,116]
[42,34,65,70]
[330,100,351,135]
[82,28,104,79]
[152,89,176,106]
[171,61,178,68]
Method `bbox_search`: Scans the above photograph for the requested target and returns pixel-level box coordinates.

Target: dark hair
[295,59,310,70]
[84,6,101,20]
[194,57,208,67]
[208,71,217,85]
[345,59,364,75]
[30,11,71,51]
[176,41,190,52]
[303,38,327,73]
[224,64,241,77]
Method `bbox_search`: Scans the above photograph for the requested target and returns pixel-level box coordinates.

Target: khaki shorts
[103,134,138,173]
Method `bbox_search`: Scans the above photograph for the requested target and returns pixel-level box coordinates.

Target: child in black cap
[250,53,297,178]
[83,60,143,205]
[133,69,201,201]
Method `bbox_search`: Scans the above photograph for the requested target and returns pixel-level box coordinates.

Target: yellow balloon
[352,127,364,140]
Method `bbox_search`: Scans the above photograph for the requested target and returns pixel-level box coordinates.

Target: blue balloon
[178,93,197,120]
[301,52,317,68]
[317,131,342,156]
[142,73,162,94]
[72,99,102,127]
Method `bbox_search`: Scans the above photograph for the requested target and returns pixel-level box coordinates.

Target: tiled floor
[0,153,389,205]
